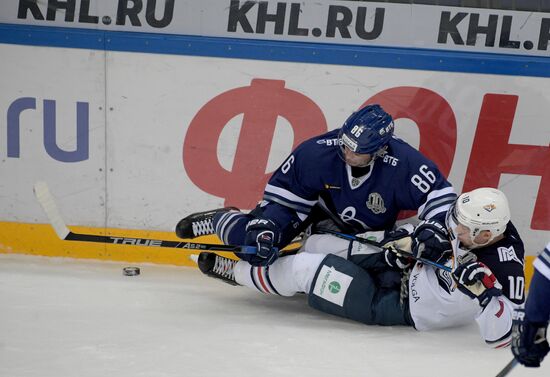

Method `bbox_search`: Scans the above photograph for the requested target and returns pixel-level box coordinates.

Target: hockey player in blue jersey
[176,104,456,267]
[511,242,550,367]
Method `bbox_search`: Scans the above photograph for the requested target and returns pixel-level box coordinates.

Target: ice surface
[0,254,548,377]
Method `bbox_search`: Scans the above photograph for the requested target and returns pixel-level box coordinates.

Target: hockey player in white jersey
[177,104,456,268]
[193,187,525,348]
[511,242,550,367]
[411,187,525,347]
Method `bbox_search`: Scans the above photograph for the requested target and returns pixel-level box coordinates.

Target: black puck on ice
[123,267,140,276]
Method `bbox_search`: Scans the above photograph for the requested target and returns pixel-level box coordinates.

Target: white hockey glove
[452,261,503,308]
[351,225,412,251]
[381,224,414,269]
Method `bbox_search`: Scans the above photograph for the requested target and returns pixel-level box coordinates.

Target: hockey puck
[123,267,140,276]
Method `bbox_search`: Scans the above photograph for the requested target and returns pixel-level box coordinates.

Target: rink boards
[0,3,548,283]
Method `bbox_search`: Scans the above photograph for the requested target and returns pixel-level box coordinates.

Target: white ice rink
[1,253,548,377]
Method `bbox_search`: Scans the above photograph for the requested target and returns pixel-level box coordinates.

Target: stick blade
[33,181,70,240]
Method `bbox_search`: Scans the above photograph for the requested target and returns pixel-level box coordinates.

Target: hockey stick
[316,228,452,272]
[495,358,518,377]
[32,181,260,254]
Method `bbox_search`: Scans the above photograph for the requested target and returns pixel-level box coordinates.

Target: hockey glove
[350,227,413,269]
[381,225,414,269]
[412,220,452,263]
[383,248,412,270]
[452,261,502,308]
[244,218,281,266]
[512,308,550,368]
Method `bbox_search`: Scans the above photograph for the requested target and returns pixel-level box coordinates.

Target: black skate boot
[175,207,238,239]
[195,252,239,286]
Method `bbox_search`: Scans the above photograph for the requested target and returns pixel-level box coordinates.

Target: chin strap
[469,239,491,249]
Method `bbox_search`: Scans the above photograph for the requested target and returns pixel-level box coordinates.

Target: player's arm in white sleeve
[452,260,522,348]
[476,295,519,348]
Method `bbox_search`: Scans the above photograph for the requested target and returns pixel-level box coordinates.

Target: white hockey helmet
[454,187,511,245]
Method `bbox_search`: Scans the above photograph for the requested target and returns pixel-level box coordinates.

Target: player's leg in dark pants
[308,254,413,326]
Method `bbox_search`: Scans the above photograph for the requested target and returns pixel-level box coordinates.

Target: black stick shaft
[64,231,258,253]
[317,229,452,272]
[495,358,518,377]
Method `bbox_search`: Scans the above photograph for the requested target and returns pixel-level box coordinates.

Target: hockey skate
[193,252,239,286]
[175,207,239,239]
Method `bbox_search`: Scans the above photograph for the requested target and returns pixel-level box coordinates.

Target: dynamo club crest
[366,192,386,214]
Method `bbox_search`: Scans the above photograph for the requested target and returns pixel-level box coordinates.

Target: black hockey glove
[244,218,281,266]
[452,261,502,308]
[512,308,550,368]
[412,220,452,263]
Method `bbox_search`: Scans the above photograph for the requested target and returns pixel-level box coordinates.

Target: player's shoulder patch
[497,245,524,265]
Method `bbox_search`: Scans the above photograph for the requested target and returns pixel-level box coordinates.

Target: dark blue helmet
[338,104,394,155]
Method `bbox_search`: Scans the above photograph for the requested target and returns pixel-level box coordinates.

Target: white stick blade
[33,181,70,239]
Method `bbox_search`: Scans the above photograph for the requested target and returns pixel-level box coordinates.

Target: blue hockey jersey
[526,242,550,323]
[262,129,456,233]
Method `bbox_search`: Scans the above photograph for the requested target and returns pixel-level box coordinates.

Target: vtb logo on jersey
[366,192,386,214]
[497,246,523,265]
[316,138,339,147]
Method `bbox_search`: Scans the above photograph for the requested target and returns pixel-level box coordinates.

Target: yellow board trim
[0,221,536,287]
[0,221,234,266]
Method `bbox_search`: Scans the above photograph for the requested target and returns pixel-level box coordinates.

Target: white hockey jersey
[408,261,519,348]
[409,222,525,348]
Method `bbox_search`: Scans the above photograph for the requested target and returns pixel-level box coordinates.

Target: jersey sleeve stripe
[534,246,550,280]
[420,200,454,220]
[417,187,456,216]
[539,245,550,265]
[263,194,314,215]
[417,186,456,214]
[215,211,244,245]
[418,193,457,220]
[265,184,318,206]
